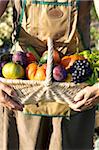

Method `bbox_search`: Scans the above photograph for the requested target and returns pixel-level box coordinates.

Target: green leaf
[27,46,40,62]
[79,50,90,59]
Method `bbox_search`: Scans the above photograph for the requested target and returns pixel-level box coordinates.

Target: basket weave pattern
[0,38,87,107]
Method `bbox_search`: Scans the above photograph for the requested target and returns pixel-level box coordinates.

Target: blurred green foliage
[0,2,99,49]
[91,3,99,21]
[90,4,99,47]
[0,2,13,47]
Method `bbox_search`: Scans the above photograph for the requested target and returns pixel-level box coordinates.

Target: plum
[53,65,67,81]
[12,51,27,67]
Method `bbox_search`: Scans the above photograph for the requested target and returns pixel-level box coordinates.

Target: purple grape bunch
[70,59,93,83]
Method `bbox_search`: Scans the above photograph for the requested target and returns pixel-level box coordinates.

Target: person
[0,0,99,150]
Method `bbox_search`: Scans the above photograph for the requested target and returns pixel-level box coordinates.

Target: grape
[70,59,93,83]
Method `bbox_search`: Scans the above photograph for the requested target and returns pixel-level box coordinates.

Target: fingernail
[11,105,15,109]
[78,109,81,112]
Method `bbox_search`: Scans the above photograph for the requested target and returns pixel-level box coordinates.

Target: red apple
[26,52,36,65]
[39,50,60,64]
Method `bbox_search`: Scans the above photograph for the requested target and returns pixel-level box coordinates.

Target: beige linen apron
[11,0,84,116]
[13,0,83,55]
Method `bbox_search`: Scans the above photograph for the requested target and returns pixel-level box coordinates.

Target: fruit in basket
[70,59,93,83]
[12,51,27,67]
[60,56,71,69]
[40,63,47,70]
[53,50,60,63]
[39,51,48,64]
[64,73,72,82]
[27,46,40,62]
[2,62,25,79]
[34,66,46,80]
[26,63,46,80]
[26,52,37,65]
[0,61,7,76]
[39,50,60,64]
[53,65,67,81]
[61,54,85,69]
[26,62,38,80]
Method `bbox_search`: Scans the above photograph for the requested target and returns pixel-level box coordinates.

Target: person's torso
[12,0,92,55]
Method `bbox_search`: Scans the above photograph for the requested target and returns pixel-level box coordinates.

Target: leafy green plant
[79,50,99,85]
[90,27,99,42]
[0,2,13,47]
[90,4,99,49]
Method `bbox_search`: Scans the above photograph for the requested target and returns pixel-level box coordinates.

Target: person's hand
[0,82,23,111]
[68,85,99,111]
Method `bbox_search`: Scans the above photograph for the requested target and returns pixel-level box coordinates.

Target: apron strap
[32,0,73,6]
[16,0,26,41]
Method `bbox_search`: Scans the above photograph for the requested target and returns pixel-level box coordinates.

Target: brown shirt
[78,0,92,49]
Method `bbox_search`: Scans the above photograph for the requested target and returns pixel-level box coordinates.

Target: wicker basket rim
[0,76,84,86]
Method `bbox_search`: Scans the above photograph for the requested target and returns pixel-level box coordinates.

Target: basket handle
[45,37,54,86]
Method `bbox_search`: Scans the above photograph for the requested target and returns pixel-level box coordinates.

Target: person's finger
[3,99,23,111]
[0,82,17,97]
[80,105,93,111]
[0,90,23,111]
[0,102,13,110]
[9,100,23,111]
[69,105,81,111]
[6,97,23,111]
[73,108,81,112]
[85,95,98,107]
[74,89,85,102]
[80,97,96,111]
[0,89,23,107]
[84,100,92,106]
[64,97,81,111]
[74,87,91,102]
[1,101,23,111]
[69,98,87,110]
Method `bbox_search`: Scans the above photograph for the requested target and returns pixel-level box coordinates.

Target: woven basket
[0,38,87,114]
